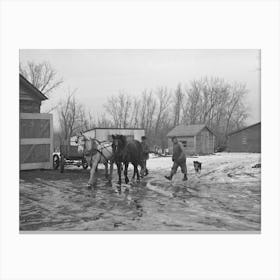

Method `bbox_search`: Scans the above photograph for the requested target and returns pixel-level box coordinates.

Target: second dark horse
[112,135,144,185]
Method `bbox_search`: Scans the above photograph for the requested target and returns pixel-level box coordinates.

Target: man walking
[165,136,188,181]
[141,136,149,176]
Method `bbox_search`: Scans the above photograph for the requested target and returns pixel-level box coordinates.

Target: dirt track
[20,153,261,232]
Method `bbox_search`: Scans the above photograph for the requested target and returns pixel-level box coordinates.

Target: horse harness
[83,139,112,164]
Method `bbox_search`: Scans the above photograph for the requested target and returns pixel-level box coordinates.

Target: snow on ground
[20,152,261,231]
[147,152,261,183]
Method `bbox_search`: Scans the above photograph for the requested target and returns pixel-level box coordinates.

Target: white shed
[70,127,145,144]
[167,124,215,155]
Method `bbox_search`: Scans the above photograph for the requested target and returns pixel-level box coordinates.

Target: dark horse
[112,135,144,185]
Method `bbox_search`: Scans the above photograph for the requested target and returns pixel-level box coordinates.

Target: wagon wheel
[82,158,88,169]
[53,155,60,170]
[60,154,65,173]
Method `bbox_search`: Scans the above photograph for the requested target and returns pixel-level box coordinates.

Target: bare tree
[182,80,202,124]
[172,83,184,126]
[101,76,248,149]
[137,90,157,133]
[104,91,132,128]
[20,61,63,97]
[224,82,248,135]
[154,87,171,135]
[145,91,157,133]
[182,77,249,146]
[97,113,112,127]
[86,111,97,129]
[122,93,132,128]
[129,96,141,128]
[139,90,148,129]
[57,89,86,144]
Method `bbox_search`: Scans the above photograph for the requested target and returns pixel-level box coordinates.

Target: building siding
[20,100,41,113]
[20,80,42,113]
[168,136,195,155]
[168,132,214,155]
[167,125,215,155]
[195,128,215,154]
[227,123,261,153]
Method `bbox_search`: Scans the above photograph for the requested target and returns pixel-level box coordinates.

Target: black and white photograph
[19,49,261,232]
[1,1,280,280]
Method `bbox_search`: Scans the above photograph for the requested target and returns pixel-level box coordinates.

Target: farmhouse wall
[20,82,42,113]
[227,123,261,153]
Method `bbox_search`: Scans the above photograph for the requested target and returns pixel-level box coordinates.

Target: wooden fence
[20,113,53,170]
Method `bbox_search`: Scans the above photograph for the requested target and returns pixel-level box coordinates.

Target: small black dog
[193,161,202,173]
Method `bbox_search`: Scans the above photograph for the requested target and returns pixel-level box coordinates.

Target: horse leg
[117,162,122,185]
[134,164,140,181]
[124,163,129,184]
[87,154,100,188]
[109,160,114,182]
[132,164,137,179]
[104,162,109,178]
[132,167,136,180]
[141,160,146,177]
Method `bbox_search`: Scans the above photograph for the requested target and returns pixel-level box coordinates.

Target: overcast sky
[20,49,260,129]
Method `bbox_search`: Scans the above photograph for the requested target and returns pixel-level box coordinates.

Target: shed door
[201,130,209,153]
[20,113,53,170]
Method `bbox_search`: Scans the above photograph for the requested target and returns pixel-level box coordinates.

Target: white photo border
[0,1,280,280]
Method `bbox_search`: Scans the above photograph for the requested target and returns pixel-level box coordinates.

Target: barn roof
[82,127,145,133]
[167,124,214,137]
[20,74,48,101]
[227,122,261,136]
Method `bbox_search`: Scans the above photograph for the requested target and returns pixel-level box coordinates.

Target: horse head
[112,134,127,155]
[77,133,97,155]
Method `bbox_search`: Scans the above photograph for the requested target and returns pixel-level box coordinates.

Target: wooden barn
[20,74,48,113]
[227,122,261,153]
[20,74,53,170]
[167,124,215,155]
[70,127,145,144]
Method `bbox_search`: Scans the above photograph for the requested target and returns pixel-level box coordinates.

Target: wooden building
[20,74,48,113]
[227,122,261,153]
[167,124,215,155]
[20,74,53,170]
[70,127,145,144]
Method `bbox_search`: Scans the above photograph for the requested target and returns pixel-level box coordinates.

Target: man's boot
[165,175,173,181]
[182,174,188,181]
[165,171,174,181]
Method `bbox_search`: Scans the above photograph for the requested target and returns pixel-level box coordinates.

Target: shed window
[181,141,187,148]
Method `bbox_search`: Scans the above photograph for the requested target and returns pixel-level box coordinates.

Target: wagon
[53,144,89,173]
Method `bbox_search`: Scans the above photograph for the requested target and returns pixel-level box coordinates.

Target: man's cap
[141,136,147,140]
